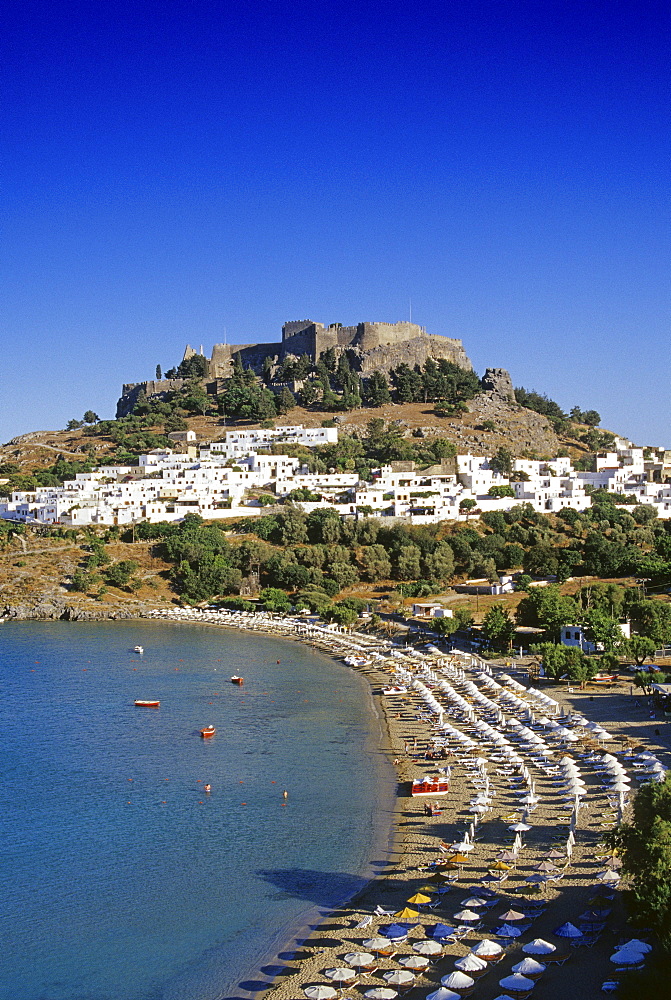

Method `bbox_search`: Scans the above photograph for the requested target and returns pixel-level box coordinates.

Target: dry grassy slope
[1,397,594,473]
[0,536,176,614]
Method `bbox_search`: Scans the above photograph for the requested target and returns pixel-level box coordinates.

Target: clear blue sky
[2,0,669,446]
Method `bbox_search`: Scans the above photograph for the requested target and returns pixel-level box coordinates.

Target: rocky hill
[2,387,592,483]
[2,363,598,478]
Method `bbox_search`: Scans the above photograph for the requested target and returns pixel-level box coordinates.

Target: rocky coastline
[1,596,149,621]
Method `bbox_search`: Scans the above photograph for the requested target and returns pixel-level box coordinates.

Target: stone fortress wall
[117,319,473,416]
[210,319,473,378]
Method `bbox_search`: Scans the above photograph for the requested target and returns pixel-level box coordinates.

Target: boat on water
[134,699,160,708]
[411,775,450,797]
[133,646,144,654]
[230,676,244,685]
[200,725,216,738]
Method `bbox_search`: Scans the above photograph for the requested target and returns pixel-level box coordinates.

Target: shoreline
[137,608,415,997]
[134,608,670,1000]
[13,608,665,998]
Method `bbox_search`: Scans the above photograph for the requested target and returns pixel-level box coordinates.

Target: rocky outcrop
[480,368,515,402]
[2,599,141,621]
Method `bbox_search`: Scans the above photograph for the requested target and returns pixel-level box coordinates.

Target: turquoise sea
[0,621,395,1000]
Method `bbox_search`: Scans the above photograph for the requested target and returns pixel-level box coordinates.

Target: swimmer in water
[204,784,211,793]
[282,789,288,799]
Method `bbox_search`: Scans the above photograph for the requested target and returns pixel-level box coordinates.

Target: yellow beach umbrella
[490,861,512,871]
[406,893,432,906]
[448,853,470,865]
[394,907,420,920]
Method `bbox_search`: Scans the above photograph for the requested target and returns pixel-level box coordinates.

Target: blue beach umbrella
[429,923,456,940]
[380,922,413,940]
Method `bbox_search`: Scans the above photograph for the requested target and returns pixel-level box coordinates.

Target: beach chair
[601,981,619,993]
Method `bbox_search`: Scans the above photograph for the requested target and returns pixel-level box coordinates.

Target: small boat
[200,725,216,738]
[133,646,144,654]
[411,776,450,797]
[230,675,244,686]
[134,699,160,708]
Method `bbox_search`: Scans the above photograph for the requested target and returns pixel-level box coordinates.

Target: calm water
[0,621,394,1000]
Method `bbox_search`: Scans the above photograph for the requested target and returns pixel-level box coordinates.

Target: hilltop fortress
[117,319,473,416]
[204,318,472,378]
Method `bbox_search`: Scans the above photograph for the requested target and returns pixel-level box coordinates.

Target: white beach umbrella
[453,909,480,922]
[398,955,430,970]
[522,939,556,955]
[498,974,535,991]
[343,952,376,968]
[610,948,646,966]
[363,937,394,951]
[324,967,357,985]
[382,970,416,986]
[454,954,488,973]
[425,989,460,1000]
[363,990,398,1000]
[460,896,488,908]
[512,958,546,977]
[413,939,443,956]
[441,971,475,990]
[616,939,652,953]
[471,939,504,958]
[304,987,338,1000]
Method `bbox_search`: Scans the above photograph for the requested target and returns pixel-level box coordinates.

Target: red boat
[135,700,160,708]
[231,676,244,686]
[411,776,450,797]
[200,725,216,738]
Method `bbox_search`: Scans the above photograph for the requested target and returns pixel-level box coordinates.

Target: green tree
[104,560,139,589]
[259,587,292,613]
[156,365,162,380]
[489,447,514,477]
[625,634,657,667]
[488,485,515,498]
[581,609,625,652]
[482,604,516,652]
[276,387,296,414]
[516,584,579,641]
[606,773,671,945]
[358,544,392,582]
[459,498,477,517]
[298,381,318,406]
[432,616,460,638]
[364,372,391,406]
[83,410,100,424]
[396,544,422,580]
[323,603,358,628]
[423,543,455,583]
[66,419,84,430]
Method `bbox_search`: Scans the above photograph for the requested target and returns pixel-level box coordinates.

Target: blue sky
[2,0,669,445]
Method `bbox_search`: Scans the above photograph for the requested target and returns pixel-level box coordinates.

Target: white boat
[133,646,144,654]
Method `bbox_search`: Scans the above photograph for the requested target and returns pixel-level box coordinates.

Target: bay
[0,620,394,1000]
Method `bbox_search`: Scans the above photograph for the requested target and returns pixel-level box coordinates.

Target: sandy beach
[145,610,667,1000]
